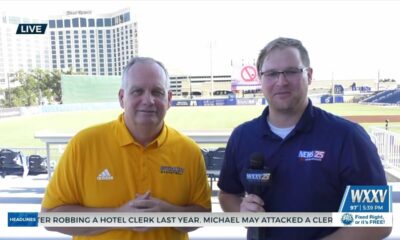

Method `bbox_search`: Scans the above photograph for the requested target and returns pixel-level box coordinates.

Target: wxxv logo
[351,189,388,203]
[16,24,47,34]
[339,185,392,212]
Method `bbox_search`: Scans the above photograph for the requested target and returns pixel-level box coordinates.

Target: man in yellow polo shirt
[41,57,211,240]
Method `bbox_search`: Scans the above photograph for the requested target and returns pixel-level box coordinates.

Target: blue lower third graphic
[339,185,392,213]
[8,212,38,227]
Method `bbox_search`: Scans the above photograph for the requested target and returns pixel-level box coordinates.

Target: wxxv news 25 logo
[339,185,392,213]
[16,24,47,34]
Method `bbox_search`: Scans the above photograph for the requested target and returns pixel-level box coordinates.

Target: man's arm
[322,227,392,240]
[218,190,243,212]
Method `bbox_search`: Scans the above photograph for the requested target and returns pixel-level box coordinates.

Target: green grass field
[0,103,399,148]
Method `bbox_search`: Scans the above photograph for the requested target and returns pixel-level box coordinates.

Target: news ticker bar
[8,212,392,227]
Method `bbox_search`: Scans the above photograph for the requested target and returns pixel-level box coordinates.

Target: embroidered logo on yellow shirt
[97,169,114,180]
[160,166,184,175]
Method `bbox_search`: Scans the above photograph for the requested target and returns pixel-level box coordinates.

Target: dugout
[320,94,344,104]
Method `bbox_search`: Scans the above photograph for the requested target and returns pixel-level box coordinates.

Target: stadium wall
[62,75,121,104]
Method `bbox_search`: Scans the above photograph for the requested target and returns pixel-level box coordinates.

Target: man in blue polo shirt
[217,37,391,239]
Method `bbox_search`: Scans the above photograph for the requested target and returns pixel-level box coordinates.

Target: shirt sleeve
[189,147,212,210]
[338,123,387,188]
[217,126,245,194]
[41,137,82,209]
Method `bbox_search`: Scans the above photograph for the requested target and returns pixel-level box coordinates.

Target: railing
[370,127,400,171]
[34,131,231,179]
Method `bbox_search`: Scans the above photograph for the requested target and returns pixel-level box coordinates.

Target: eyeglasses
[260,67,308,82]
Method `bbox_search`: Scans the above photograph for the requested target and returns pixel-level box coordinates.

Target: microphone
[246,153,270,196]
[246,153,270,240]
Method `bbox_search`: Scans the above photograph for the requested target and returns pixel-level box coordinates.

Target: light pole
[6,73,15,107]
[209,41,214,97]
[6,73,11,107]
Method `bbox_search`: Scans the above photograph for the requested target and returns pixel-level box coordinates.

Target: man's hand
[118,191,154,232]
[129,191,172,212]
[240,194,265,212]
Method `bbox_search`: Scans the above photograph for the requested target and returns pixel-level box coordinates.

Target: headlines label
[8,212,38,227]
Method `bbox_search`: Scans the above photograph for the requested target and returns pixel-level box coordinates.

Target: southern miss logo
[298,150,325,162]
[160,166,184,175]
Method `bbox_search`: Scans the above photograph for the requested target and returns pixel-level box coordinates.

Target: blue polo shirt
[218,100,387,240]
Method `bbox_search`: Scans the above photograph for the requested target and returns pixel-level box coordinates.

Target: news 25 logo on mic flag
[16,24,47,34]
[246,170,270,184]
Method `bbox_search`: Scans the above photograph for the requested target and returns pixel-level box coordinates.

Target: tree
[0,69,62,107]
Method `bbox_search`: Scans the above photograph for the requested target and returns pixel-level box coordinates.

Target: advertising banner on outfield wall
[231,61,261,91]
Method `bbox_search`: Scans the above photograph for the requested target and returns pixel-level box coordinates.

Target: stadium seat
[0,149,25,178]
[27,155,48,175]
[205,147,226,191]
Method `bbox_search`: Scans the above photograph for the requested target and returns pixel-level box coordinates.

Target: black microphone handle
[249,184,266,240]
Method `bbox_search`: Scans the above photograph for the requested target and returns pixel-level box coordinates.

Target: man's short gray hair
[121,57,170,90]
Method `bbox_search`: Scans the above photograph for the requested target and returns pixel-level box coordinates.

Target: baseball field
[0,103,399,148]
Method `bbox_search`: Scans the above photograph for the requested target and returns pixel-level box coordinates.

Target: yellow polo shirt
[42,114,211,240]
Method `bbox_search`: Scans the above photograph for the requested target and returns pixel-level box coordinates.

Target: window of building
[96,18,103,27]
[64,19,71,28]
[88,18,95,27]
[105,18,111,26]
[72,18,79,27]
[56,19,63,28]
[49,20,56,28]
[79,18,86,27]
[124,12,130,22]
